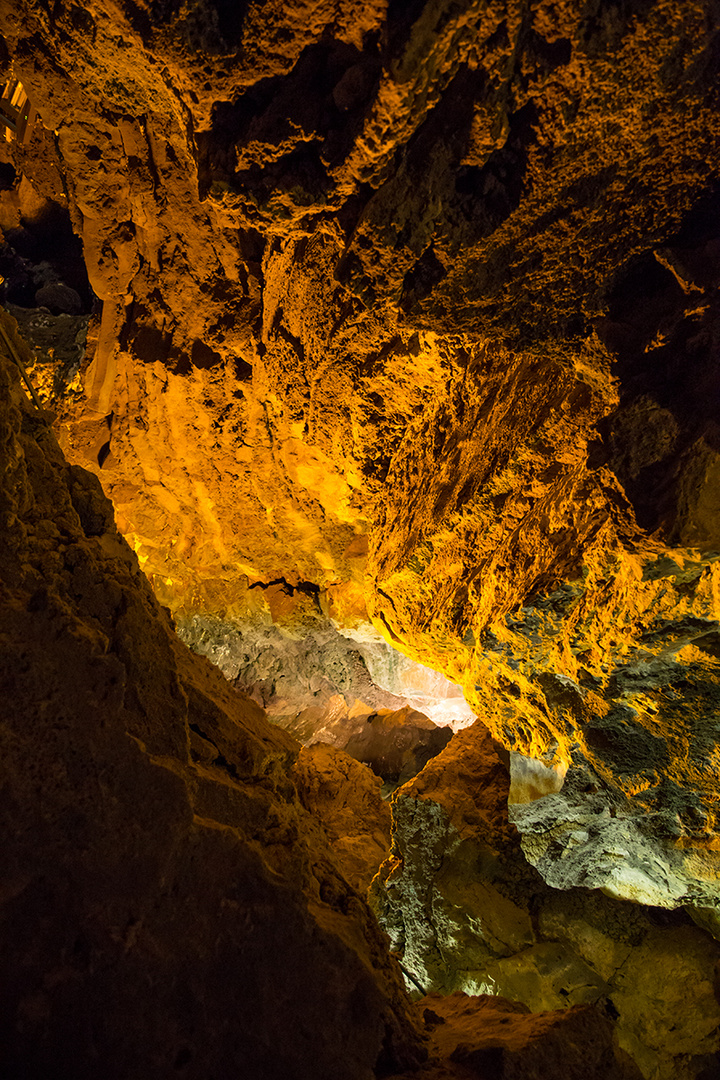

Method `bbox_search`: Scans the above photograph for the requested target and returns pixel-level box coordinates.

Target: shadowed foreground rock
[387,992,642,1080]
[0,311,652,1079]
[291,742,392,894]
[0,318,422,1079]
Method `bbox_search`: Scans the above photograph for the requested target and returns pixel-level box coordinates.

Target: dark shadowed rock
[0,314,422,1080]
[34,281,83,315]
[343,706,454,787]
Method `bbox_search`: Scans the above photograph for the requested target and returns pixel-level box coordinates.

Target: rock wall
[2,0,717,627]
[3,0,719,860]
[387,992,644,1080]
[2,1,720,1075]
[0,305,646,1079]
[0,314,421,1078]
[372,723,720,1080]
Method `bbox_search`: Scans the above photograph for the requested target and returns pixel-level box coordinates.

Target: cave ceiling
[3,0,720,915]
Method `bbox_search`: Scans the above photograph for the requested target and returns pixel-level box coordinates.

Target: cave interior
[2,1,720,1078]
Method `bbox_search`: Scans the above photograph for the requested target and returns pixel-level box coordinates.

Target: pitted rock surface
[0,314,421,1079]
[2,3,720,1076]
[371,721,720,1079]
[2,0,720,896]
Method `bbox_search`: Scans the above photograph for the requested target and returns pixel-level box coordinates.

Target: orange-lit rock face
[0,318,422,1078]
[3,5,720,1076]
[3,0,718,619]
[3,0,720,907]
[292,742,392,894]
[1,0,719,917]
[387,991,639,1080]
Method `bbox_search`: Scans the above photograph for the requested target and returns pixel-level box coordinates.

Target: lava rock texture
[2,0,720,1076]
[0,316,421,1079]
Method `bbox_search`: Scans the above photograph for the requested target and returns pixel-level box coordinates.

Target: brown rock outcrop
[372,721,720,1079]
[292,742,392,894]
[2,0,720,1074]
[0,314,421,1078]
[343,705,454,788]
[389,991,642,1080]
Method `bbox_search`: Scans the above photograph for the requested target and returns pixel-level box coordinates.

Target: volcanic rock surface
[0,314,422,1078]
[372,721,720,1080]
[0,307,644,1080]
[387,991,644,1080]
[2,0,720,1077]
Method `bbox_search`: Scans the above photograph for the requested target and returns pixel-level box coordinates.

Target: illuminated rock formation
[372,722,720,1079]
[0,315,422,1077]
[0,309,641,1079]
[392,992,643,1080]
[2,0,720,1076]
[3,0,717,624]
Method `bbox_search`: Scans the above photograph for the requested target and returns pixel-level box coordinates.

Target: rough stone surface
[0,302,659,1077]
[2,1,720,1075]
[372,721,720,1079]
[177,611,474,734]
[292,742,392,895]
[386,992,643,1080]
[2,0,720,901]
[177,612,461,786]
[483,548,720,908]
[343,705,454,789]
[0,315,421,1079]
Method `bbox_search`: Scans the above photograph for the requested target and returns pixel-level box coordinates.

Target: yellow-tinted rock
[387,992,643,1080]
[372,719,720,1078]
[611,927,720,1079]
[3,2,720,1073]
[0,318,421,1078]
[292,743,391,894]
